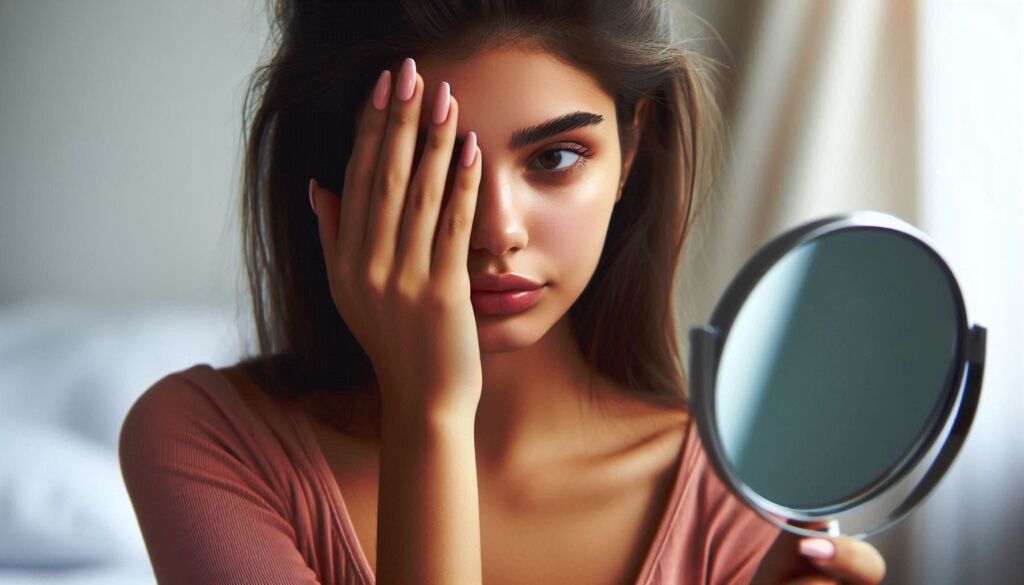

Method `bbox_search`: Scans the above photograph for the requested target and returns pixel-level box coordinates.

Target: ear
[617,97,651,203]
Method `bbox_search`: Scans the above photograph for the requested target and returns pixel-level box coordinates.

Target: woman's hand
[751,531,887,585]
[310,58,484,421]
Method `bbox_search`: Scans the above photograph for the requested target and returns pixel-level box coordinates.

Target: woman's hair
[237,0,724,419]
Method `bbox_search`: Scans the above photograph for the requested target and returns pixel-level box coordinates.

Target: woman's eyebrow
[413,111,603,154]
[508,111,603,149]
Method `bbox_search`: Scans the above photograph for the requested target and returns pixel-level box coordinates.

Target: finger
[396,85,458,280]
[432,130,480,281]
[799,537,886,585]
[340,68,392,261]
[364,57,423,275]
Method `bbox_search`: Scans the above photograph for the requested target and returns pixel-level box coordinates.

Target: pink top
[119,364,780,584]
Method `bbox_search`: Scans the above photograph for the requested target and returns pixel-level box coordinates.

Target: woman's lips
[470,287,544,316]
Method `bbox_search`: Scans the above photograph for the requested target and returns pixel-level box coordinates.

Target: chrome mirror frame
[688,211,986,538]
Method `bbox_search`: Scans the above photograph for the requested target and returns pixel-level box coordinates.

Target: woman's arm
[119,375,323,584]
[376,406,481,585]
[310,57,486,585]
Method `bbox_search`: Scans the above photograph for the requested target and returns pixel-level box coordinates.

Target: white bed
[0,299,249,585]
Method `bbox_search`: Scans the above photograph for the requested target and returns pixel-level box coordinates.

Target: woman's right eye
[526,143,593,176]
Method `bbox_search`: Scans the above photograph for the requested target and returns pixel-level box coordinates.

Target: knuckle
[359,106,386,133]
[408,185,437,211]
[362,266,388,295]
[426,129,449,152]
[443,211,469,236]
[391,275,420,303]
[457,168,478,191]
[366,111,388,132]
[378,169,406,195]
[390,104,418,128]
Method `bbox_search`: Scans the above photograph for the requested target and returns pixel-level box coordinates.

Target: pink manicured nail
[461,131,477,167]
[308,178,319,215]
[799,538,835,560]
[396,58,416,101]
[432,82,450,125]
[371,70,391,110]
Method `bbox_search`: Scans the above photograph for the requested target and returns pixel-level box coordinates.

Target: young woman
[120,1,886,583]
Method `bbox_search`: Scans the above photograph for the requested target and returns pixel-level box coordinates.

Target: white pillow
[0,299,251,568]
[0,300,249,448]
[0,421,147,568]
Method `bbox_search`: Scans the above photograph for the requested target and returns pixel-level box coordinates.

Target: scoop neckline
[204,364,696,585]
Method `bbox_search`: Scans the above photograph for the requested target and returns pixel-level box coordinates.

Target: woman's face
[417,44,629,354]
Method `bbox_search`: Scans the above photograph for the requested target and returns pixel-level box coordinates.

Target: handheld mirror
[688,211,986,538]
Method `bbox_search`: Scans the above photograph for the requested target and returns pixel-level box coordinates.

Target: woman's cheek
[532,182,618,292]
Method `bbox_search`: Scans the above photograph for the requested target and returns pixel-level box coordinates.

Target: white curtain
[679,1,1024,583]
[910,1,1024,583]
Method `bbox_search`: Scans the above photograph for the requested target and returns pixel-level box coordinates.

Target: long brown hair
[237,0,724,419]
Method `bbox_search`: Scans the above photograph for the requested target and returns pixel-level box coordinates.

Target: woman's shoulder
[118,362,291,465]
[117,363,346,584]
[120,364,220,429]
[118,361,336,506]
[121,364,248,429]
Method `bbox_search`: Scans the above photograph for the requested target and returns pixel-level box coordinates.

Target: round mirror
[688,211,986,538]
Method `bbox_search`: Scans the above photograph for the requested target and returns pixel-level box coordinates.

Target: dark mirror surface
[715,228,959,510]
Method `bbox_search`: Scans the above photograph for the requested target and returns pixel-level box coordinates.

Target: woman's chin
[476,321,545,354]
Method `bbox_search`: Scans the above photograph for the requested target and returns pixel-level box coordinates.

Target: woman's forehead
[417,45,617,141]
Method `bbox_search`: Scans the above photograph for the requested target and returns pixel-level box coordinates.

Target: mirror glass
[713,227,961,512]
[690,212,987,537]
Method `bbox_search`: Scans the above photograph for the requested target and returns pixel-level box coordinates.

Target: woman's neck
[474,317,636,474]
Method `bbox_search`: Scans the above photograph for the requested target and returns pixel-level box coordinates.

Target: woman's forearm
[375,400,483,585]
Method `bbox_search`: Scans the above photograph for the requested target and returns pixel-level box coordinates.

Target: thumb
[799,537,886,585]
[309,178,341,266]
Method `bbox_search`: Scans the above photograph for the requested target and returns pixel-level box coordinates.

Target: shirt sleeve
[118,372,322,585]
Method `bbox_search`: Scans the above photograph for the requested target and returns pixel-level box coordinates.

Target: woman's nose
[468,167,528,257]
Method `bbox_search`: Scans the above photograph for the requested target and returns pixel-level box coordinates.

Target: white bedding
[0,299,249,584]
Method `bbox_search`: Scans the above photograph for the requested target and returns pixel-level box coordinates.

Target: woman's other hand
[751,531,887,585]
[310,57,484,421]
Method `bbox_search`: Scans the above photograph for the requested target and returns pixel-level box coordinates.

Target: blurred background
[0,0,1020,583]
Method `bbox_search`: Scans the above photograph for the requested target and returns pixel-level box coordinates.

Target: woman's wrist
[376,385,483,585]
[379,386,481,433]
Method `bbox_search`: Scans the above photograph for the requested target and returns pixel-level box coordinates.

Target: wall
[0,0,268,309]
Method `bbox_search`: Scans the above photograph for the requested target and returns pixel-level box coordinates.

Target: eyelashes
[414,135,595,178]
[528,143,593,177]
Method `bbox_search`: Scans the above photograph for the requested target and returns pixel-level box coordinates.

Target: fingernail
[461,131,477,167]
[308,178,319,215]
[372,69,391,110]
[396,58,416,101]
[799,538,835,561]
[432,82,450,125]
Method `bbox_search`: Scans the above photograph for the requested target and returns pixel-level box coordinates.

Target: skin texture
[305,42,886,585]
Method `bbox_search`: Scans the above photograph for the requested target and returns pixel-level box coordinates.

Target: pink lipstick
[469,273,545,316]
